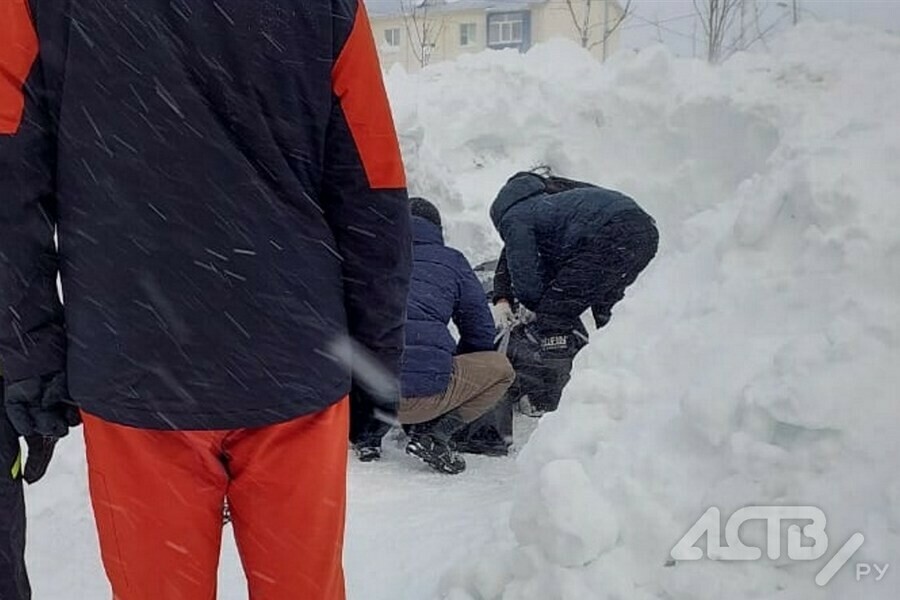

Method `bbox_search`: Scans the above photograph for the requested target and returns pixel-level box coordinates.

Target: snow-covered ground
[27,21,900,600]
[26,420,536,599]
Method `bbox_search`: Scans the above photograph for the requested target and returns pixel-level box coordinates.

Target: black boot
[453,391,515,456]
[352,431,384,463]
[354,442,382,462]
[406,412,467,475]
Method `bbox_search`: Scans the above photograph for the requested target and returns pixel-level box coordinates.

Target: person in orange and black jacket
[0,1,411,598]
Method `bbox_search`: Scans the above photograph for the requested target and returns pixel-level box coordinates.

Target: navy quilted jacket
[402,217,495,398]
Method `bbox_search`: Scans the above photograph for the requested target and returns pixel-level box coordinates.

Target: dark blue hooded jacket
[402,217,495,398]
[489,173,642,309]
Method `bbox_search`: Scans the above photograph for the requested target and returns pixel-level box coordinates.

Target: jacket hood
[412,216,444,245]
[490,172,546,229]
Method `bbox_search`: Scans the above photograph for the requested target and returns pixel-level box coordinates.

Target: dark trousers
[0,381,31,600]
[349,387,393,448]
[453,322,586,452]
[505,322,587,413]
[536,210,659,334]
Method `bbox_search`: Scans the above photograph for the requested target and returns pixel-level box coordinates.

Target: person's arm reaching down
[0,0,79,483]
[322,0,412,438]
[503,222,545,311]
[453,255,496,355]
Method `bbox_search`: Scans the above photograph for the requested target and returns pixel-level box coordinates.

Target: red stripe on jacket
[332,1,406,190]
[0,0,38,134]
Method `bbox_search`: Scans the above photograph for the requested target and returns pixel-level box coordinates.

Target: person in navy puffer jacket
[358,198,514,474]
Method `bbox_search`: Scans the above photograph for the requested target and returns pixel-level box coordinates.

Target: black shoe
[406,434,466,474]
[355,443,382,462]
[454,438,509,457]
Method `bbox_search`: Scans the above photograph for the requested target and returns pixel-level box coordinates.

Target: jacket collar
[412,216,444,245]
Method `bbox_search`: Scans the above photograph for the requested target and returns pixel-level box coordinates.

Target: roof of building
[366,0,547,19]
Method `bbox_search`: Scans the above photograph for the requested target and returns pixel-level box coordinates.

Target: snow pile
[385,23,900,600]
[509,458,620,568]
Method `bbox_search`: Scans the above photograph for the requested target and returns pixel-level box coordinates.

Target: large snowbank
[386,23,900,600]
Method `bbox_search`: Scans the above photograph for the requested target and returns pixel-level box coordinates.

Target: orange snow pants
[82,398,349,600]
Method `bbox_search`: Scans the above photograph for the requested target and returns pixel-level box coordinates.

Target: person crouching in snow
[353,198,515,474]
[491,170,659,415]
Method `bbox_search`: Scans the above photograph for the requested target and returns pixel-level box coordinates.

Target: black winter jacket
[0,0,411,429]
[489,173,641,310]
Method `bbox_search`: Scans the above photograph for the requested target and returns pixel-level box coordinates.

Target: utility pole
[602,0,610,62]
[692,16,697,58]
[792,0,800,25]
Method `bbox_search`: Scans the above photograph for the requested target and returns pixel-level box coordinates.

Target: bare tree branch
[565,0,590,48]
[693,0,747,63]
[602,0,633,40]
[401,0,445,68]
[567,0,633,55]
[691,0,789,63]
[693,0,712,38]
[727,8,787,56]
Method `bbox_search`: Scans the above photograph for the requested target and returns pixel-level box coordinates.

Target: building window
[488,13,524,46]
[460,23,477,47]
[384,27,401,49]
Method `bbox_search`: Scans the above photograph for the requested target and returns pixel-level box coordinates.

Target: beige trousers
[400,352,515,424]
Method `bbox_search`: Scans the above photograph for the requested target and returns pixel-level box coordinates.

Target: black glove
[591,305,612,329]
[5,372,80,483]
[5,372,80,438]
[22,435,59,484]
